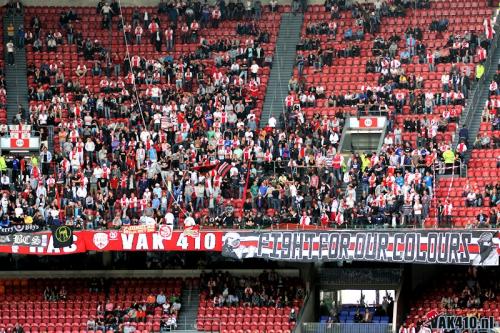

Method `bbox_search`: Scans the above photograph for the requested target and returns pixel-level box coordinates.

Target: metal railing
[293,291,311,333]
[318,269,402,288]
[300,323,393,333]
[455,16,500,149]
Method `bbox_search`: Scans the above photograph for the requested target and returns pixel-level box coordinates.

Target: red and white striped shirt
[129,196,138,209]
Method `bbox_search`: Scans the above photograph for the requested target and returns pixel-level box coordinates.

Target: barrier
[300,323,393,333]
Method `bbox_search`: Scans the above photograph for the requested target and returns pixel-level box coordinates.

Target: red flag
[192,162,219,173]
[217,161,232,177]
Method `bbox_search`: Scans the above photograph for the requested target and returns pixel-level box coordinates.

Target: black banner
[0,225,41,235]
[51,226,73,248]
[221,230,500,266]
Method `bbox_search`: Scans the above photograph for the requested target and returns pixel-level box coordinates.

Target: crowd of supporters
[200,270,305,309]
[287,0,499,228]
[1,0,278,231]
[0,0,496,232]
[91,293,181,331]
[480,74,500,148]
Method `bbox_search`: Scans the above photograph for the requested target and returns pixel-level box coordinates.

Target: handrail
[455,14,500,149]
[293,291,310,333]
[337,120,348,153]
[376,119,389,153]
[300,322,393,333]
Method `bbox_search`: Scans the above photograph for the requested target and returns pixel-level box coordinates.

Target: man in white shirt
[6,40,14,65]
[38,111,48,125]
[14,204,23,218]
[93,165,103,179]
[165,212,175,225]
[441,73,450,92]
[268,116,277,128]
[229,163,239,177]
[76,185,87,202]
[36,184,47,200]
[0,193,8,215]
[139,214,156,226]
[0,174,9,190]
[85,138,95,162]
[250,61,259,80]
[300,212,311,226]
[394,127,402,145]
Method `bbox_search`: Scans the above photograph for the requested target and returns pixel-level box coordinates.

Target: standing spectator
[475,63,485,81]
[17,25,25,48]
[156,291,166,306]
[164,26,174,51]
[441,72,450,92]
[443,200,453,227]
[153,30,162,52]
[6,39,15,65]
[414,199,423,227]
[40,146,52,176]
[7,23,15,40]
[100,2,114,29]
[134,24,143,44]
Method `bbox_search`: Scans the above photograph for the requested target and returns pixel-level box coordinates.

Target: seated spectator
[289,309,297,323]
[476,210,489,227]
[353,309,363,323]
[156,291,166,306]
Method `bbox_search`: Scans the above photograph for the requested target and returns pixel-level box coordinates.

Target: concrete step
[260,13,303,128]
[455,35,500,164]
[177,288,200,332]
[3,12,29,119]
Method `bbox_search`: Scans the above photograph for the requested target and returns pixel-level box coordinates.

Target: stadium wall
[0,269,300,279]
[1,0,381,6]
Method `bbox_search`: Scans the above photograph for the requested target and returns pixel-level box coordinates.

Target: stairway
[177,288,200,332]
[260,13,304,128]
[3,12,28,123]
[453,40,500,163]
[47,125,55,155]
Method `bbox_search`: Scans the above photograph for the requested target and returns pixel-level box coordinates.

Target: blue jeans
[362,183,369,195]
[196,197,204,210]
[333,168,342,181]
[272,198,281,211]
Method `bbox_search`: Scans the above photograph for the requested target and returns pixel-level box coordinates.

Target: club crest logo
[109,231,118,240]
[93,233,109,250]
[158,225,173,240]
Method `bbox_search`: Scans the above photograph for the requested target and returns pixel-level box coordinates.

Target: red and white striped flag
[217,161,232,178]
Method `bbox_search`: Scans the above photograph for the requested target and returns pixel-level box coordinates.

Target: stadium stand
[282,0,498,229]
[289,0,487,145]
[0,0,496,233]
[0,277,186,333]
[0,2,500,333]
[196,271,304,333]
[402,267,500,329]
[5,2,287,230]
[0,6,6,125]
[428,75,499,228]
